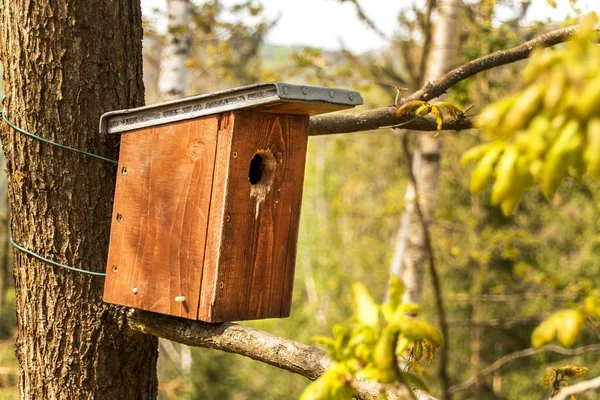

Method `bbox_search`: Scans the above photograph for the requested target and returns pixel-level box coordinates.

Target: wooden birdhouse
[100,82,362,322]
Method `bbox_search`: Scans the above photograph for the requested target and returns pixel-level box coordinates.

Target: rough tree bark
[0,1,158,398]
[159,0,192,101]
[390,0,462,305]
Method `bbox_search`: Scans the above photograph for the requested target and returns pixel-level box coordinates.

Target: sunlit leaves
[395,100,464,133]
[463,13,600,214]
[299,364,355,400]
[352,283,379,327]
[300,278,442,399]
[543,363,588,398]
[532,309,585,348]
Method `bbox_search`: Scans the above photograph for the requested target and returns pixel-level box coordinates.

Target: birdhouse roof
[99,82,363,135]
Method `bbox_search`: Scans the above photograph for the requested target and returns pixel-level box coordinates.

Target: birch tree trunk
[159,0,192,101]
[0,1,159,398]
[390,0,461,305]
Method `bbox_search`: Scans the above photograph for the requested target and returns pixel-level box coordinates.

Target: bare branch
[404,24,577,103]
[309,24,580,135]
[308,108,474,135]
[553,374,600,400]
[449,344,600,394]
[341,0,388,40]
[127,309,436,400]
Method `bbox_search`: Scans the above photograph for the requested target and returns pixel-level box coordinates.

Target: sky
[141,0,600,53]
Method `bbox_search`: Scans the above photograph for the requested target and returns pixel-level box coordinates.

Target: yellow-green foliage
[395,100,464,132]
[543,363,589,398]
[532,293,600,348]
[463,14,600,215]
[300,278,441,400]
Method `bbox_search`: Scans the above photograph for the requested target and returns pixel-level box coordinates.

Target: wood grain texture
[104,116,219,318]
[203,111,309,322]
[198,112,234,321]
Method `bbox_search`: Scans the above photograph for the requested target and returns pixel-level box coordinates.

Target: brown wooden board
[103,116,219,318]
[200,111,309,322]
[198,112,234,321]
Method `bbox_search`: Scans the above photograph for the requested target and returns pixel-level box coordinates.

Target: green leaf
[532,309,585,348]
[352,283,379,327]
[396,100,427,117]
[431,105,444,132]
[584,295,600,318]
[432,101,463,119]
[394,318,444,347]
[557,363,589,378]
[491,146,518,205]
[532,315,558,348]
[372,325,397,376]
[469,145,504,193]
[415,103,432,117]
[300,364,356,400]
[556,310,586,348]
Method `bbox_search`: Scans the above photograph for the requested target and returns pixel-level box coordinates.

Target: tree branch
[553,374,600,400]
[127,309,436,400]
[308,108,474,135]
[449,344,600,394]
[309,24,579,135]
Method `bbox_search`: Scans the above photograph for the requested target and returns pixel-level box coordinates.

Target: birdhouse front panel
[198,111,309,322]
[100,82,363,322]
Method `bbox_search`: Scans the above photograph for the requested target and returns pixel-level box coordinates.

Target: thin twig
[552,374,600,400]
[309,24,581,135]
[449,344,600,394]
[401,133,451,399]
[403,24,578,102]
[417,0,436,87]
[342,0,389,40]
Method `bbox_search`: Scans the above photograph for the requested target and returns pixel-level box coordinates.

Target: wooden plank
[203,111,309,322]
[104,116,219,318]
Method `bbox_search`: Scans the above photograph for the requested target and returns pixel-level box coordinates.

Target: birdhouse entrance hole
[248,149,276,219]
[248,154,264,185]
[248,149,275,187]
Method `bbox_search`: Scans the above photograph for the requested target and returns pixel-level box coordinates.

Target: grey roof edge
[99,82,363,135]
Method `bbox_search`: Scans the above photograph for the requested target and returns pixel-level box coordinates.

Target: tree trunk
[159,0,192,101]
[0,1,159,398]
[391,0,462,305]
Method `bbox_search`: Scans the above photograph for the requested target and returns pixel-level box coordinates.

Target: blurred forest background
[1,1,600,399]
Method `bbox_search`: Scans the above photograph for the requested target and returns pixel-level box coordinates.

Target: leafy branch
[308,24,584,135]
[127,309,433,400]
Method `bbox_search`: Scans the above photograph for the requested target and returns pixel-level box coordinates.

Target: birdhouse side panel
[199,110,309,322]
[197,112,234,321]
[104,116,220,319]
